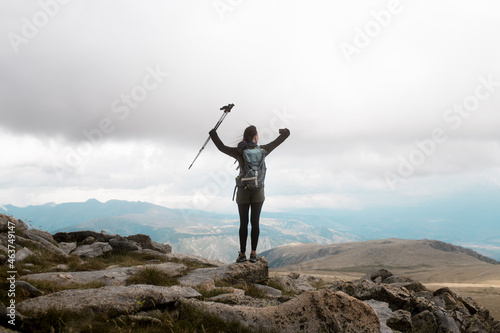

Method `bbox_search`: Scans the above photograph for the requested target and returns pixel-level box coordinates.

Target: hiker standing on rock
[209,126,290,263]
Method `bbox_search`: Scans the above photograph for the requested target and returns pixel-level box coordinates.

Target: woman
[209,126,290,263]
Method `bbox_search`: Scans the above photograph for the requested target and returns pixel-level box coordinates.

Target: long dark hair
[243,125,257,142]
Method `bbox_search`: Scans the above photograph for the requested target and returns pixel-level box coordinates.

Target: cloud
[1,1,500,210]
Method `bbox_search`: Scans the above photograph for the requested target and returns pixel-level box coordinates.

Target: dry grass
[125,267,179,287]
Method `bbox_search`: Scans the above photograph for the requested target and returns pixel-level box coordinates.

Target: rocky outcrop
[180,289,381,332]
[1,214,499,333]
[330,269,500,333]
[271,271,322,294]
[178,257,269,287]
[53,231,172,255]
[71,241,113,258]
[21,262,188,286]
[18,285,201,316]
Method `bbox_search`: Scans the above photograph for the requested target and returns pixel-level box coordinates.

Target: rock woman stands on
[209,126,290,263]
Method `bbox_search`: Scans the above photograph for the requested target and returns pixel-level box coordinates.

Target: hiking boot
[249,253,259,263]
[236,252,247,263]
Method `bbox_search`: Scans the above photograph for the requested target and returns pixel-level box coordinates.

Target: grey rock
[21,231,69,258]
[15,281,44,297]
[271,274,317,294]
[109,237,142,252]
[126,234,172,254]
[365,300,394,333]
[52,264,70,271]
[252,283,282,297]
[179,257,268,287]
[387,309,412,332]
[179,289,381,332]
[434,308,460,333]
[207,293,280,307]
[1,299,25,326]
[0,242,8,253]
[72,242,112,258]
[122,314,163,326]
[21,262,188,286]
[15,247,35,262]
[412,310,439,333]
[0,214,28,232]
[331,278,413,311]
[163,251,224,267]
[363,269,393,283]
[58,242,77,255]
[53,230,113,243]
[18,284,201,317]
[23,229,54,244]
[82,236,95,245]
[365,299,393,333]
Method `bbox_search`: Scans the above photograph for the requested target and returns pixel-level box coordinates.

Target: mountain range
[261,238,500,281]
[2,197,499,262]
[0,199,358,263]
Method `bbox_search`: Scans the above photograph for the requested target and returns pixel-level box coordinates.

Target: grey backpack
[233,147,266,199]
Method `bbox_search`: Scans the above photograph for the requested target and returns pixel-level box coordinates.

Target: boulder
[252,283,282,298]
[179,257,268,287]
[434,308,460,332]
[18,285,201,317]
[53,231,113,243]
[365,300,394,333]
[15,281,44,298]
[163,251,224,267]
[363,269,393,283]
[0,214,28,232]
[384,275,428,293]
[179,289,381,332]
[21,262,188,286]
[412,310,439,333]
[20,231,69,258]
[330,278,413,311]
[270,272,318,294]
[72,242,112,258]
[387,309,412,332]
[82,236,95,245]
[22,229,55,244]
[126,234,172,254]
[207,293,280,308]
[58,242,77,255]
[15,247,35,262]
[109,237,142,252]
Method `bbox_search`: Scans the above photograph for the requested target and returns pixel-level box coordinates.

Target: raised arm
[209,129,239,160]
[261,128,290,155]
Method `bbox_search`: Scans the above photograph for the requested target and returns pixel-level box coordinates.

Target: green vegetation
[126,267,179,287]
[20,280,106,300]
[215,280,268,299]
[267,278,298,297]
[195,284,235,300]
[20,304,257,333]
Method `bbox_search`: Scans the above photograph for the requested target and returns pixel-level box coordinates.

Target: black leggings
[237,201,264,253]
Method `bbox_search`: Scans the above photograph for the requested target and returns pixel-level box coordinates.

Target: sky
[1,0,499,216]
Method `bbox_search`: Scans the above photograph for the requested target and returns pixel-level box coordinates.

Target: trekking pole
[188,103,234,170]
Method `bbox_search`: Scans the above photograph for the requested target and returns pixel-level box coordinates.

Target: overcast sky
[1,0,499,215]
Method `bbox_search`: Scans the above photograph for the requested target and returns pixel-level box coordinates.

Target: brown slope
[264,238,500,284]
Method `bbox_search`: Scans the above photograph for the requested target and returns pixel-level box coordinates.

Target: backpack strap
[232,184,237,201]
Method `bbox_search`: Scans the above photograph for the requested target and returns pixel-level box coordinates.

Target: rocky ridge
[1,214,499,332]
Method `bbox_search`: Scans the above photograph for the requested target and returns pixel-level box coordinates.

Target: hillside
[262,238,500,284]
